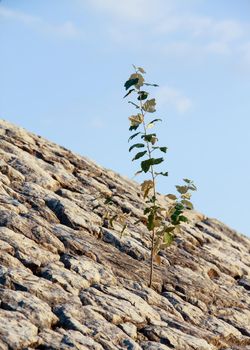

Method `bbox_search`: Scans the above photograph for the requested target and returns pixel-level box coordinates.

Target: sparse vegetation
[124,65,197,287]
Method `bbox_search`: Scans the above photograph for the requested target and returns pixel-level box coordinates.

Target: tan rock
[0,120,249,350]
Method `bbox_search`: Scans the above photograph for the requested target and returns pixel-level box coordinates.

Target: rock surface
[0,119,250,350]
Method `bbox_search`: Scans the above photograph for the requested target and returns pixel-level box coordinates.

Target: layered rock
[0,119,249,350]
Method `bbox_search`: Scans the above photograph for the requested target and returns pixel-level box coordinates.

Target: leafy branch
[124,65,197,287]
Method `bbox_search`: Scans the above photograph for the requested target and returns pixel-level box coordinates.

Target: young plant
[93,195,129,237]
[124,65,196,287]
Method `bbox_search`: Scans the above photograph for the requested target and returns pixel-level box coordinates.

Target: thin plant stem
[138,82,157,287]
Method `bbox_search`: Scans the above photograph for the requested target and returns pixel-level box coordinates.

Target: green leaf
[150,118,162,124]
[189,184,197,191]
[141,157,164,172]
[163,232,174,245]
[144,207,151,215]
[153,146,168,153]
[142,133,156,141]
[141,159,152,172]
[129,143,145,152]
[132,150,147,161]
[146,118,162,128]
[155,171,168,177]
[165,226,175,233]
[152,157,164,165]
[124,78,139,90]
[134,170,143,176]
[159,147,168,153]
[104,197,114,205]
[175,203,185,211]
[129,124,140,131]
[142,98,156,113]
[176,185,189,194]
[128,101,140,109]
[144,83,159,87]
[181,200,193,210]
[147,212,155,231]
[182,179,197,191]
[141,133,158,144]
[183,178,191,184]
[137,91,148,101]
[166,194,177,200]
[129,73,144,89]
[123,89,135,98]
[128,132,141,142]
[179,215,188,223]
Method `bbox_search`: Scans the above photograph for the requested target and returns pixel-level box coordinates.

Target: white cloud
[205,41,230,55]
[0,5,38,24]
[163,41,195,56]
[155,13,250,62]
[85,0,246,44]
[0,5,81,39]
[155,14,245,43]
[212,20,244,42]
[84,0,171,22]
[240,42,250,66]
[84,1,249,62]
[156,86,192,114]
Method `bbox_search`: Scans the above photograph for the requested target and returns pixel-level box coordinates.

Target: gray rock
[0,120,250,350]
[0,288,58,329]
[0,227,60,269]
[120,322,138,339]
[38,328,103,350]
[0,309,38,349]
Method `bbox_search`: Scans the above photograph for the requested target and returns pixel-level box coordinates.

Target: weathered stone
[120,322,138,339]
[238,277,250,291]
[0,288,58,329]
[141,341,173,350]
[54,304,141,349]
[216,308,250,337]
[38,328,103,350]
[0,266,81,306]
[0,120,249,350]
[142,324,215,350]
[61,254,116,286]
[0,227,60,269]
[0,309,38,349]
[40,262,90,295]
[202,316,242,338]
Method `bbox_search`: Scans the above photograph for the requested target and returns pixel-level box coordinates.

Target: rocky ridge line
[0,119,249,350]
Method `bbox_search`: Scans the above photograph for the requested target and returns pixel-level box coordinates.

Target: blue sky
[1,0,250,235]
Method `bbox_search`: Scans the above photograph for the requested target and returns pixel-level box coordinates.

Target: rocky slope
[0,119,249,350]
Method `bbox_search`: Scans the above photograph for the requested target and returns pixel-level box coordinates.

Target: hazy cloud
[84,0,173,22]
[156,15,247,58]
[84,1,249,63]
[240,42,250,67]
[157,16,244,42]
[205,41,231,55]
[0,5,81,39]
[156,86,192,114]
